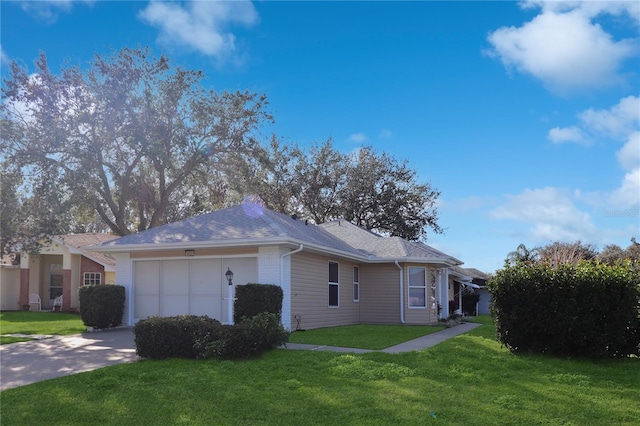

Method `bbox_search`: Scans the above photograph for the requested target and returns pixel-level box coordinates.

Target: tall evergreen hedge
[489,261,640,358]
[234,283,283,323]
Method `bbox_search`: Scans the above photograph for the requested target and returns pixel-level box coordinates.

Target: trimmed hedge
[489,261,640,358]
[79,284,125,329]
[198,313,290,359]
[134,315,223,359]
[134,313,289,360]
[234,283,283,323]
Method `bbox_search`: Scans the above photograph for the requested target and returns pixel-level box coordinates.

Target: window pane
[353,283,359,301]
[408,267,425,286]
[409,287,426,307]
[329,262,339,283]
[329,283,339,306]
[353,266,359,283]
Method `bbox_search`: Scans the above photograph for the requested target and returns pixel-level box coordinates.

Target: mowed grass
[289,323,446,349]
[1,316,638,425]
[0,311,85,344]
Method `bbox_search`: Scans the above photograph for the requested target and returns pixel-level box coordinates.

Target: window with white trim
[328,261,339,307]
[353,266,359,302]
[408,267,426,308]
[84,272,102,286]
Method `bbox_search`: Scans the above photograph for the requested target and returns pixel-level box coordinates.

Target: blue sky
[2,1,639,273]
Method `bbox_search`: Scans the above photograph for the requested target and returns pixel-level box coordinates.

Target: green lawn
[0,311,85,344]
[289,323,446,349]
[1,316,638,425]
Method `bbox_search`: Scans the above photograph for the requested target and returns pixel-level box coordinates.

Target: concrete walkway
[0,328,136,391]
[285,322,482,354]
[1,322,481,392]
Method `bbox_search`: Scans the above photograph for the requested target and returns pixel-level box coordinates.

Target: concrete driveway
[0,328,137,391]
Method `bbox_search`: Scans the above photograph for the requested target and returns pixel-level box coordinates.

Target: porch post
[62,269,71,311]
[19,268,29,309]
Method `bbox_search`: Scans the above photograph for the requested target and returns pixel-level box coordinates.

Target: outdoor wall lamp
[226,267,234,325]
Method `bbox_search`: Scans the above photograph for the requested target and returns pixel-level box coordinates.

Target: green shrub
[489,261,640,358]
[234,284,283,323]
[133,315,222,359]
[201,312,290,360]
[79,285,125,329]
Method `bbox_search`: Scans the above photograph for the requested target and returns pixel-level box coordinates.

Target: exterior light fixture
[226,267,234,325]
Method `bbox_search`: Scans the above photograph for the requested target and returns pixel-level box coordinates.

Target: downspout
[395,261,405,324]
[281,244,304,330]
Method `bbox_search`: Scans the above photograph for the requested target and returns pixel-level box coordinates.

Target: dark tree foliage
[505,243,540,266]
[0,47,271,252]
[233,138,443,241]
[537,241,598,266]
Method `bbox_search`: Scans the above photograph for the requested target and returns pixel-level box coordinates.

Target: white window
[408,267,426,308]
[328,261,339,307]
[353,266,359,302]
[84,272,102,286]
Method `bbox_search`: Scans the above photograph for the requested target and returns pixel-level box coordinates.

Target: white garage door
[133,257,257,323]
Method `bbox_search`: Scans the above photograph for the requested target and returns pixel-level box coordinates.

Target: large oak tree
[232,138,443,241]
[1,47,270,250]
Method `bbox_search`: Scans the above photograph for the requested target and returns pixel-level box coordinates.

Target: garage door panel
[133,257,257,323]
[162,260,189,295]
[190,259,222,295]
[190,296,221,317]
[135,295,159,319]
[224,258,258,286]
[161,295,189,317]
[134,261,160,294]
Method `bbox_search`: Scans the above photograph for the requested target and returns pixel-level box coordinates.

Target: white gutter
[395,260,405,324]
[280,244,304,331]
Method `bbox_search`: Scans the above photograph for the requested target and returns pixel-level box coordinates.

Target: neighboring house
[15,234,118,311]
[90,202,466,330]
[1,254,21,310]
[451,266,491,315]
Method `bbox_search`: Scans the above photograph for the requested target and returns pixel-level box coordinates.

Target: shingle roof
[92,203,461,265]
[55,233,118,267]
[94,204,365,257]
[451,266,490,280]
[319,220,461,264]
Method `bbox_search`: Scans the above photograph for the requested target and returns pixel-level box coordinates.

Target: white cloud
[486,2,637,93]
[0,44,9,68]
[490,187,598,242]
[16,0,93,24]
[608,168,640,210]
[548,126,587,144]
[579,96,640,138]
[349,133,368,143]
[138,0,258,58]
[616,131,640,171]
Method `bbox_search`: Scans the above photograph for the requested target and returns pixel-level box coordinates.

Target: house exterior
[14,234,118,311]
[91,202,467,330]
[450,266,490,315]
[1,254,21,310]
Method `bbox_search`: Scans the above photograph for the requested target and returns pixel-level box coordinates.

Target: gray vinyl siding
[359,264,401,324]
[290,252,360,330]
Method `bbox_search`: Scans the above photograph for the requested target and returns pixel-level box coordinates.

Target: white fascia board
[367,257,461,267]
[88,237,302,254]
[87,237,464,267]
